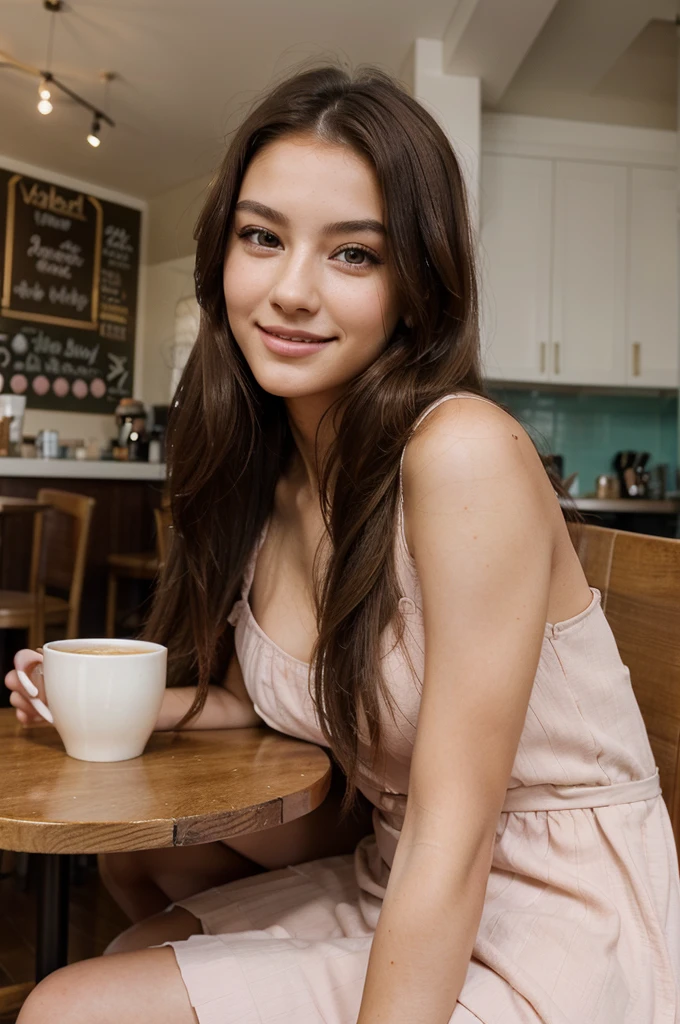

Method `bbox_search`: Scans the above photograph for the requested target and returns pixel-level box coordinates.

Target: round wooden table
[0,710,331,980]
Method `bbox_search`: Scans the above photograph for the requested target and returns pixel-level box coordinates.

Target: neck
[285,391,342,492]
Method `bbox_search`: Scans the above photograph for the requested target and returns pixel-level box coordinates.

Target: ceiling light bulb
[37,98,53,115]
[87,117,101,147]
[39,80,51,100]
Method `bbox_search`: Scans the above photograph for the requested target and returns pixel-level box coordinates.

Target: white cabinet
[551,161,628,386]
[480,149,679,389]
[480,155,552,382]
[627,168,678,387]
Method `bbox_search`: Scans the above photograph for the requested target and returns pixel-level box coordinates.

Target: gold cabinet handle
[553,342,560,375]
[540,342,547,374]
[632,342,641,377]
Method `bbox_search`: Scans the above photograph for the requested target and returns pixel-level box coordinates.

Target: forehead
[238,135,384,222]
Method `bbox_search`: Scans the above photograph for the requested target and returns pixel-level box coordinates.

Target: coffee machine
[114,398,148,461]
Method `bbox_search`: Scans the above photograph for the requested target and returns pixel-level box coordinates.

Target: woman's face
[223,134,401,401]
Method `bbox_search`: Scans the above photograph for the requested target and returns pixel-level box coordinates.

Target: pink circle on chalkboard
[32,375,50,396]
[52,377,69,398]
[90,377,106,399]
[10,374,28,394]
[71,378,88,399]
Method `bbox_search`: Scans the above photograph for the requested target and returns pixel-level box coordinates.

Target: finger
[14,648,44,675]
[17,669,39,697]
[9,688,50,722]
[16,708,28,725]
[12,651,45,699]
[9,691,38,718]
[5,673,42,699]
[27,697,53,724]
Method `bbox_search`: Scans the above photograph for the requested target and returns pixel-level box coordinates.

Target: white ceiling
[0,0,456,199]
[491,1,677,130]
[0,0,676,202]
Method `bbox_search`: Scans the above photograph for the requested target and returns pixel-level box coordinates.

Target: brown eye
[335,246,379,267]
[253,229,280,248]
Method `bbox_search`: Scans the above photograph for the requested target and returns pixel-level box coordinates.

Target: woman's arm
[357,399,555,1023]
[155,653,263,731]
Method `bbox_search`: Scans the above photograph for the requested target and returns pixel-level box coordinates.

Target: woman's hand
[4,648,50,725]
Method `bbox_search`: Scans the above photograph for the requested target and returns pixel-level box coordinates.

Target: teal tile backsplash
[491,389,678,496]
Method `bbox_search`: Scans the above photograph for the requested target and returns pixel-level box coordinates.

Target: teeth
[272,332,321,343]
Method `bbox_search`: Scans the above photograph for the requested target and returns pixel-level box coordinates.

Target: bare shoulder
[403,396,547,495]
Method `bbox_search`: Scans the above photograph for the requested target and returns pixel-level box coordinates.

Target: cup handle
[17,668,54,724]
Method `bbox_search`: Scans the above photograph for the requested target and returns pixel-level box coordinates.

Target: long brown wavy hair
[144,63,488,809]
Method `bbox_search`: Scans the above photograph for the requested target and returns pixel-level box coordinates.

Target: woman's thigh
[18,947,196,1024]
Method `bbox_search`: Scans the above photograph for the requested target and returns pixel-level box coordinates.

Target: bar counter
[0,458,166,481]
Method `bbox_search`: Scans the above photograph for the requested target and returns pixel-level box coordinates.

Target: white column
[412,39,482,227]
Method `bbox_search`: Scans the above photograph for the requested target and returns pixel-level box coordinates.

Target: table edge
[0,756,332,854]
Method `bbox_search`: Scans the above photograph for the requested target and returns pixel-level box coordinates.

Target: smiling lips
[257,324,336,357]
[259,325,335,343]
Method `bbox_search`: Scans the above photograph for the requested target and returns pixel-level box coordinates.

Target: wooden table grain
[0,711,331,854]
[0,709,331,980]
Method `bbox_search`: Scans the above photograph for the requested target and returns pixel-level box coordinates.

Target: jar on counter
[596,475,620,500]
[35,430,60,458]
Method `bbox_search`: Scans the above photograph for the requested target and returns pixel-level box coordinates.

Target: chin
[254,373,343,400]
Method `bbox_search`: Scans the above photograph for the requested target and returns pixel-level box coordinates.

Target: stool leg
[36,854,70,980]
[106,570,118,638]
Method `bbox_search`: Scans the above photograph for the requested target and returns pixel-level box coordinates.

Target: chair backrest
[153,506,172,566]
[30,488,95,637]
[571,523,680,849]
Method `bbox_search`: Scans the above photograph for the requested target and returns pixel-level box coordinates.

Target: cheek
[326,275,399,342]
[223,251,264,321]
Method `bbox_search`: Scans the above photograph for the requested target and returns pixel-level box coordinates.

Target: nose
[268,250,320,317]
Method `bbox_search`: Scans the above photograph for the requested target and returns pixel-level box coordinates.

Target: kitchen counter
[572,498,680,514]
[0,458,166,481]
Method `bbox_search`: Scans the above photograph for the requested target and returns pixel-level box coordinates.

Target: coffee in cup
[41,638,167,762]
[57,646,151,656]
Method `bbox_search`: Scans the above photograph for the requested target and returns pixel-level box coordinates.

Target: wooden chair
[105,504,171,637]
[570,523,680,851]
[0,489,95,648]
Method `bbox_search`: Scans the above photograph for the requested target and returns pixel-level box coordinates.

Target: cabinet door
[479,155,552,382]
[551,161,627,385]
[628,168,678,387]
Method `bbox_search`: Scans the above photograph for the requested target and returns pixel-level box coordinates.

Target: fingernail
[17,669,38,698]
[30,697,53,725]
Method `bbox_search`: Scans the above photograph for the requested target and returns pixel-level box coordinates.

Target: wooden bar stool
[105,506,171,637]
[0,489,95,649]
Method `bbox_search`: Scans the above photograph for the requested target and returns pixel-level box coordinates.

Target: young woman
[7,64,679,1024]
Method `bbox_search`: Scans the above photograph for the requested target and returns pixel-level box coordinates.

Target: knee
[18,964,88,1024]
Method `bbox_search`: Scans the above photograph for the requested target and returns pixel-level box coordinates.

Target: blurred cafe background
[1,0,680,1011]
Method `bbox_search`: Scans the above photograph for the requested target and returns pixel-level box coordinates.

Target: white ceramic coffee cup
[40,638,167,762]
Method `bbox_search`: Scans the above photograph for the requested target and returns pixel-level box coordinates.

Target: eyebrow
[234,200,386,237]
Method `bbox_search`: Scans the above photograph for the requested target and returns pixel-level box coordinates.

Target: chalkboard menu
[0,168,141,413]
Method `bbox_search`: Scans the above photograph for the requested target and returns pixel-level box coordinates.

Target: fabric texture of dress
[169,394,680,1024]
